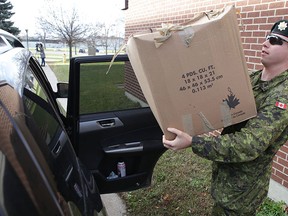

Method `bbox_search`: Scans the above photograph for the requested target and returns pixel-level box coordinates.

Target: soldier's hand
[162,128,192,151]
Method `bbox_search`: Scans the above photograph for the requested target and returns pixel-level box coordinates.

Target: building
[124,0,288,204]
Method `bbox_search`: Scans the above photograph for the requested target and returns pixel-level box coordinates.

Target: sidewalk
[42,64,127,216]
[42,64,58,92]
[42,64,67,109]
[101,194,127,216]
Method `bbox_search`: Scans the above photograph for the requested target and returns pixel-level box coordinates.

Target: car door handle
[97,119,115,127]
[80,117,124,133]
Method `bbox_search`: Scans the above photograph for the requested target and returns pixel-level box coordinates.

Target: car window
[23,65,59,147]
[79,61,147,114]
[24,66,48,102]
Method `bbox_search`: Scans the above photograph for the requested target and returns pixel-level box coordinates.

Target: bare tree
[100,23,116,55]
[99,18,125,54]
[109,35,125,53]
[109,20,125,53]
[36,1,123,57]
[86,23,104,55]
[37,6,91,59]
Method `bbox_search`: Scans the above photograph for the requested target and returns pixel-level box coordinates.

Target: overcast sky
[9,0,125,36]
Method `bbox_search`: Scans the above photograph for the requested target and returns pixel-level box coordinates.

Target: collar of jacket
[253,69,288,92]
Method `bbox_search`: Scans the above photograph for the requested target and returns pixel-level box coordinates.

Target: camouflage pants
[211,203,256,216]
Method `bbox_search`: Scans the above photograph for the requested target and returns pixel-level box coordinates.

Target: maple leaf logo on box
[223,88,240,109]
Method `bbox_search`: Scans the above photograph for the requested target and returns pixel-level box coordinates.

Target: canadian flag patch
[275,101,287,110]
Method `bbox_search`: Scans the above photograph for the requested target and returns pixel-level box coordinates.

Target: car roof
[0,30,30,95]
[0,29,24,54]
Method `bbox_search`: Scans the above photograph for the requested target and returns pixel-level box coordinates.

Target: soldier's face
[261,33,288,67]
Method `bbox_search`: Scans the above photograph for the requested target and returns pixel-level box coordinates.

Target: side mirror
[56,82,68,98]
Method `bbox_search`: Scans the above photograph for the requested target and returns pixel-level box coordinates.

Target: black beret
[271,20,288,37]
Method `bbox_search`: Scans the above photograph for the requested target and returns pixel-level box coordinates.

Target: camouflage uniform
[192,69,288,215]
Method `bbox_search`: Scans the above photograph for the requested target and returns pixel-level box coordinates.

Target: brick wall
[124,62,146,102]
[272,144,288,188]
[124,0,288,191]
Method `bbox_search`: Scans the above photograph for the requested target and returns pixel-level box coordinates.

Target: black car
[0,29,165,215]
[79,48,85,53]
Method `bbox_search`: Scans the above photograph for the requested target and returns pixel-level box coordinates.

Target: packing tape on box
[154,25,195,48]
[182,114,194,135]
[199,112,215,132]
[181,112,216,135]
[154,23,187,48]
[106,43,126,74]
[177,27,195,48]
[221,101,233,127]
[154,8,225,48]
[182,106,232,136]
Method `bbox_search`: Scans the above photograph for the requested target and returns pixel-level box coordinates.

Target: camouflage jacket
[192,69,288,214]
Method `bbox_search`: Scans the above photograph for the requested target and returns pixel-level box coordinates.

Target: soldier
[163,19,288,215]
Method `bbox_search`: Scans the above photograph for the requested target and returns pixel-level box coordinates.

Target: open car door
[66,54,166,194]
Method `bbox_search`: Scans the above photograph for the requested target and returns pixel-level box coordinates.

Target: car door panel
[78,108,165,194]
[68,55,166,194]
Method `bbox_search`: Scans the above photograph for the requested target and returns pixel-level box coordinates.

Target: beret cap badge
[277,21,288,31]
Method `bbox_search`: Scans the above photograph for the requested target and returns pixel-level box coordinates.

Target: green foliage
[257,198,288,216]
[0,0,20,36]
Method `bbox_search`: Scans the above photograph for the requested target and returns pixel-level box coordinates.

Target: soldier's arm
[192,96,288,163]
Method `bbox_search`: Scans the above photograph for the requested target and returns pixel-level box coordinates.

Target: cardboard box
[126,5,257,140]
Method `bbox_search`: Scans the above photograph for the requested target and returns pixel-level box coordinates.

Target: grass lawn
[49,63,69,82]
[50,61,140,113]
[122,149,214,215]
